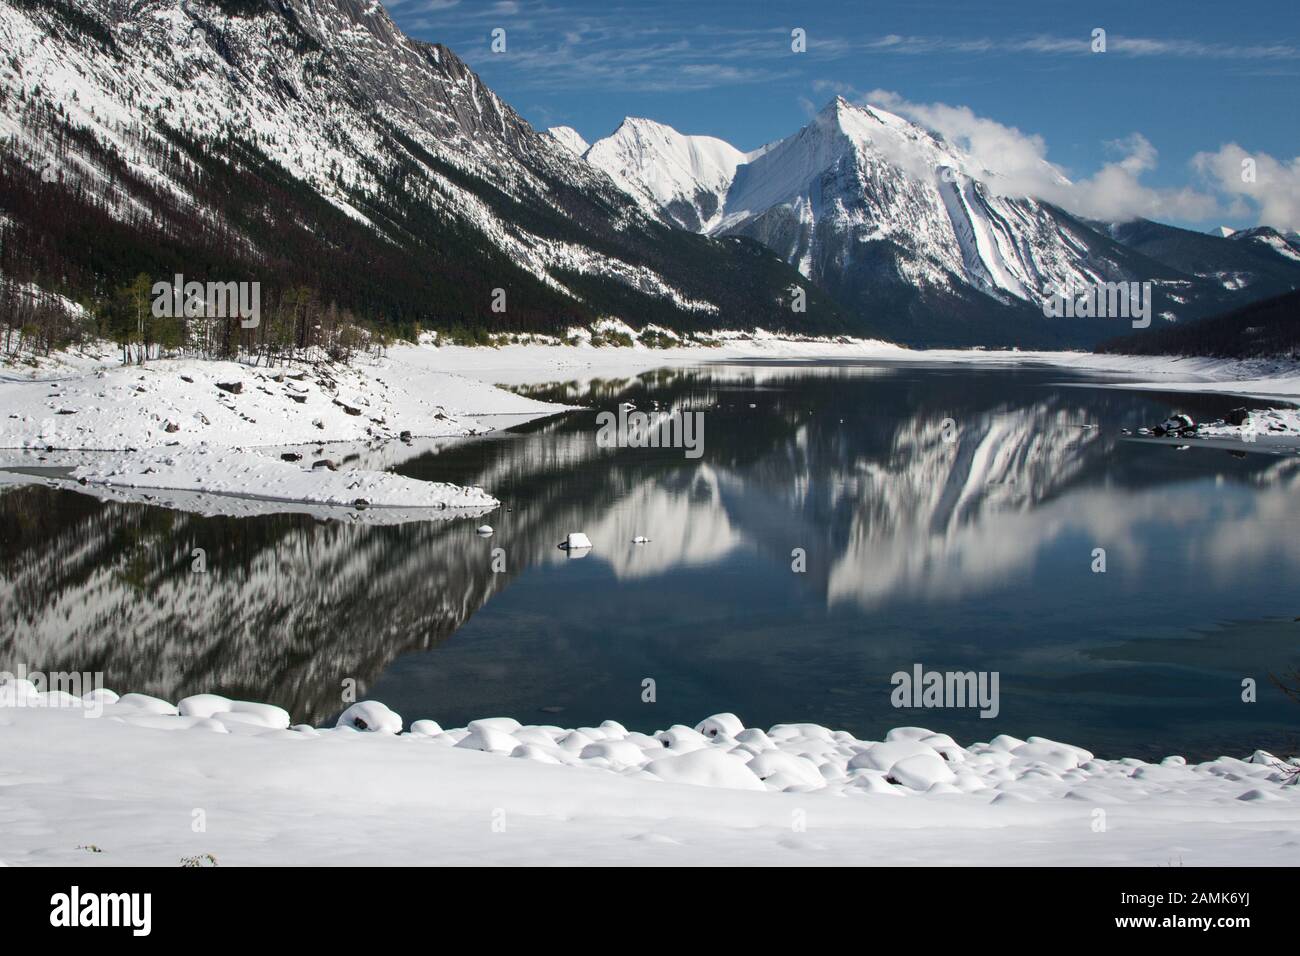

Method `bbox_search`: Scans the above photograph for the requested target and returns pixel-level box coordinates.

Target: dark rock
[164,422,180,433]
[352,498,370,510]
[399,430,413,442]
[216,381,242,394]
[1155,413,1196,437]
[312,459,337,471]
[1227,407,1250,426]
[281,453,302,462]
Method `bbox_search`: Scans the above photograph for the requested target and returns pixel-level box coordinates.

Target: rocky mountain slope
[0,0,845,338]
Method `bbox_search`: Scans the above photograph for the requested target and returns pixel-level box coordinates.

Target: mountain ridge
[3,0,1296,350]
[0,0,849,346]
[578,96,1300,347]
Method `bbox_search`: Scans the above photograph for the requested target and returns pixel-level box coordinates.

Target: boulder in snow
[336,701,402,734]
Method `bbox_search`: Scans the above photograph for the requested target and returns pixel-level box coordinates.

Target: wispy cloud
[863,33,1300,60]
[387,1,1300,95]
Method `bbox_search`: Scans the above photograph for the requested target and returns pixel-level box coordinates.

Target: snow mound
[9,688,1299,812]
[335,701,403,734]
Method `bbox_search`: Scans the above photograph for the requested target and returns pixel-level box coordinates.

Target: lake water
[3,360,1298,760]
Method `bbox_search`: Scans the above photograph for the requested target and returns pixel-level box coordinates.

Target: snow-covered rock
[336,701,402,734]
[645,748,766,791]
[178,694,290,730]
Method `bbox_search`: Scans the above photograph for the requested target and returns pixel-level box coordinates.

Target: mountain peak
[584,117,747,231]
[816,95,856,121]
[546,126,590,157]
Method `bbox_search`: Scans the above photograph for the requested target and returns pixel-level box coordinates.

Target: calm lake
[3,360,1299,760]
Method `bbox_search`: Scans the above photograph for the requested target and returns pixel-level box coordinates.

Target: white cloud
[858,89,1225,225]
[1064,134,1222,223]
[864,88,1064,194]
[1192,144,1300,232]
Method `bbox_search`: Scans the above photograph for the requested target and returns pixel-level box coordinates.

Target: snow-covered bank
[1196,407,1300,440]
[0,351,567,451]
[0,344,575,517]
[413,337,1300,401]
[66,448,498,512]
[1119,407,1300,457]
[2,682,1298,866]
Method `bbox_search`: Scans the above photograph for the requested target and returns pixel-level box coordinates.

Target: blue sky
[384,0,1300,231]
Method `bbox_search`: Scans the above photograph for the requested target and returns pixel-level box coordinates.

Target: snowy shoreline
[0,346,574,516]
[3,680,1298,866]
[4,336,1298,517]
[66,448,500,511]
[406,334,1300,402]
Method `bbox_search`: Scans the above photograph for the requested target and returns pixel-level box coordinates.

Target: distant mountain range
[0,0,1295,349]
[1207,225,1300,261]
[559,101,1300,346]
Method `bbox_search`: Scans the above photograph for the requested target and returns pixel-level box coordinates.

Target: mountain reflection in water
[2,361,1297,759]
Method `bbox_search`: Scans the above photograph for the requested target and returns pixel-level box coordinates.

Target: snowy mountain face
[546,126,590,157]
[583,98,1300,346]
[584,118,752,233]
[1228,226,1300,263]
[1210,225,1300,262]
[0,0,843,336]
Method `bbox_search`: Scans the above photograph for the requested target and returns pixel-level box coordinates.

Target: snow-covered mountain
[583,118,755,232]
[4,1,1294,348]
[578,98,1300,346]
[546,126,590,157]
[715,98,1112,334]
[1226,226,1300,263]
[0,0,843,337]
